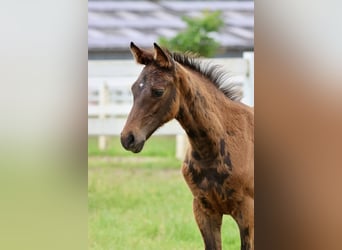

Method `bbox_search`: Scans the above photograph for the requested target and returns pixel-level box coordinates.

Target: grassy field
[88,136,178,158]
[88,136,240,250]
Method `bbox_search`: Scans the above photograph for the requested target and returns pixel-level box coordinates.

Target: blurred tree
[159,11,224,57]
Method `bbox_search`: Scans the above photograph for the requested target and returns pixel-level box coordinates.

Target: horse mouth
[130,140,145,153]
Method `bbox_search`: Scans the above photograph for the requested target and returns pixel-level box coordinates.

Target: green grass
[88,136,181,169]
[88,136,240,249]
[88,136,176,157]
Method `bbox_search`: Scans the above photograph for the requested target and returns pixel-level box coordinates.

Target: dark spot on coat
[185,89,192,100]
[188,160,194,170]
[189,166,229,186]
[186,129,207,139]
[227,188,235,196]
[200,197,213,211]
[243,227,249,237]
[199,129,207,137]
[241,240,250,250]
[215,185,227,200]
[142,75,147,83]
[195,90,208,109]
[189,103,196,116]
[176,107,184,120]
[192,150,201,160]
[187,129,197,139]
[240,227,250,250]
[224,154,233,171]
[220,139,225,156]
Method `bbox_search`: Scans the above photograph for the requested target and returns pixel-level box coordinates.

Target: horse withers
[121,42,254,250]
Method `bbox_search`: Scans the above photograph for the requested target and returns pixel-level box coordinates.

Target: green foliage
[159,11,224,57]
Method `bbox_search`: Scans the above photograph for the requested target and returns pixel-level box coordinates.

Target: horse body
[121,42,254,250]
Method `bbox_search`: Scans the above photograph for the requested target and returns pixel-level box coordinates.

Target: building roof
[88,1,254,58]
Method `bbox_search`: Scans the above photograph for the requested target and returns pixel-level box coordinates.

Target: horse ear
[130,42,153,65]
[153,43,173,69]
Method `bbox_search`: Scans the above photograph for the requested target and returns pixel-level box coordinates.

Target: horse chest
[182,160,232,193]
[182,161,239,214]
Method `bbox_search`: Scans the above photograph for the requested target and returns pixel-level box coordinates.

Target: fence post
[176,134,189,160]
[242,52,254,107]
[98,82,109,150]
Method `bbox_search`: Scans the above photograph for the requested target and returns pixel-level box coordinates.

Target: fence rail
[88,53,254,158]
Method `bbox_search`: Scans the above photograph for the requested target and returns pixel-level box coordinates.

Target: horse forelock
[171,52,243,102]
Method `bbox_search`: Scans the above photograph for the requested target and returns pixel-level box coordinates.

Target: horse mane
[171,52,243,102]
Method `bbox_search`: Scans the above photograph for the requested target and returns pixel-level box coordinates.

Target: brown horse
[121,42,254,250]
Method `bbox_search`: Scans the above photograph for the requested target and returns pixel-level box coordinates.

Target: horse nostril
[121,132,135,150]
[127,133,135,146]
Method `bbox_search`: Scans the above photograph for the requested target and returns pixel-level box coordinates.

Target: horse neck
[175,65,232,162]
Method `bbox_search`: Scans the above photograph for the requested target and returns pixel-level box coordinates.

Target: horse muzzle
[120,131,146,153]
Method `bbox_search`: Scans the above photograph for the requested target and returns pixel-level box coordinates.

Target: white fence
[88,52,254,158]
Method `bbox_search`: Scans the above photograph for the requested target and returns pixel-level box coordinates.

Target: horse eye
[151,89,164,97]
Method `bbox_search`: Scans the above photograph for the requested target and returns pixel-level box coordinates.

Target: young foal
[121,42,254,250]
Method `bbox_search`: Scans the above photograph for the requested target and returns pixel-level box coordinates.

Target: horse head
[120,42,180,153]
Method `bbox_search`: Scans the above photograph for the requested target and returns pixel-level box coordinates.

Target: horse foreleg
[193,197,223,250]
[234,197,254,250]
